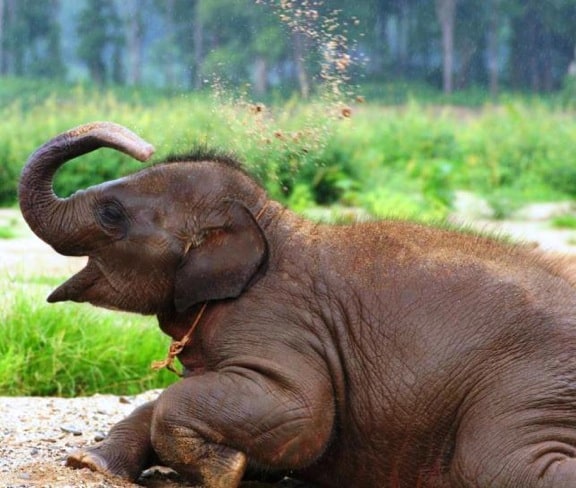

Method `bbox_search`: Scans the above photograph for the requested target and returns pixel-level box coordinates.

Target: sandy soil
[0,391,177,488]
[2,206,576,487]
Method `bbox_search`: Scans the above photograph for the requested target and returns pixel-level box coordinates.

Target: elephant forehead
[123,165,209,195]
[97,174,177,202]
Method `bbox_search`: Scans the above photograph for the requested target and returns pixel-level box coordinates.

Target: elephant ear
[174,201,268,313]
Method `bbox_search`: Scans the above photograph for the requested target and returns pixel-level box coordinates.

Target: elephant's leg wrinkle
[450,408,576,487]
[452,445,576,487]
[539,455,576,485]
[150,369,332,487]
[66,400,158,481]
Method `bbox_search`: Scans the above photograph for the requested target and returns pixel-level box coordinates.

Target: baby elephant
[18,122,576,487]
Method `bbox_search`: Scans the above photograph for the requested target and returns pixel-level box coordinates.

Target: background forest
[1,0,575,97]
[2,1,576,395]
[1,0,576,217]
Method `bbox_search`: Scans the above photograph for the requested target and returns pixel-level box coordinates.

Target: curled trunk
[18,122,154,255]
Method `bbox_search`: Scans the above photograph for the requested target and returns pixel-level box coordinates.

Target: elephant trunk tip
[135,143,156,162]
[66,121,156,162]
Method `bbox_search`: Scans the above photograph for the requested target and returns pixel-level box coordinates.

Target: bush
[3,81,576,219]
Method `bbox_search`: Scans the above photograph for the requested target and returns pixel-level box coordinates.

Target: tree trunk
[568,45,576,77]
[253,55,267,97]
[192,0,204,90]
[397,0,410,77]
[541,25,553,92]
[127,0,144,86]
[486,0,500,99]
[0,0,4,74]
[5,0,16,75]
[164,0,176,88]
[372,1,386,76]
[509,3,553,93]
[46,0,63,79]
[435,0,457,94]
[455,37,475,90]
[293,31,310,98]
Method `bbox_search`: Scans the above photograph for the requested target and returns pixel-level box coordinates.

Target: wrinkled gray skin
[18,122,576,487]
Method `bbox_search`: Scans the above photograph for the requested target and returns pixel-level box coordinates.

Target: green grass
[0,281,176,397]
[0,225,17,238]
[552,214,576,229]
[0,213,22,239]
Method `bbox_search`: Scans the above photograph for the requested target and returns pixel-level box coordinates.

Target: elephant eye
[97,201,126,232]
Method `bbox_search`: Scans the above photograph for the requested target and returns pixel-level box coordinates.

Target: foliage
[0,280,175,397]
[552,214,576,229]
[0,0,64,79]
[76,0,125,85]
[199,0,285,79]
[0,226,17,239]
[3,82,576,222]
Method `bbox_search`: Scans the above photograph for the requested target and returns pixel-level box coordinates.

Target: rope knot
[151,302,208,376]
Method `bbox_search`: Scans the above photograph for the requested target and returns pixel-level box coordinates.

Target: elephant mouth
[47,259,127,312]
[47,260,102,304]
[47,259,165,315]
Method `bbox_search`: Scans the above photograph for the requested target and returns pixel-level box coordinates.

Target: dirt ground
[2,205,576,487]
[0,391,176,488]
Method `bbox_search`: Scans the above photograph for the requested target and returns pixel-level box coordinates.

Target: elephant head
[19,122,269,315]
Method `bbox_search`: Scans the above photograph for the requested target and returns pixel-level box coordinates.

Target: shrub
[3,81,576,219]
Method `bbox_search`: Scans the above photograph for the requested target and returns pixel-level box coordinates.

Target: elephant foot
[66,446,143,481]
[164,447,246,488]
[66,449,107,473]
[200,449,247,488]
[66,402,157,481]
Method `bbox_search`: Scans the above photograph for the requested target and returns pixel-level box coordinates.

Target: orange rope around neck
[151,302,208,376]
[255,200,269,221]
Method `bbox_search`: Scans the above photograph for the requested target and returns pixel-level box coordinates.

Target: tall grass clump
[0,282,175,397]
[325,103,462,221]
[455,102,576,216]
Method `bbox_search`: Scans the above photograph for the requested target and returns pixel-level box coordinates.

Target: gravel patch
[0,390,302,488]
[0,390,182,488]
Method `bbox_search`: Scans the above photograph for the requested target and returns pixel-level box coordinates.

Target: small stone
[139,466,181,481]
[60,425,83,436]
[94,431,106,442]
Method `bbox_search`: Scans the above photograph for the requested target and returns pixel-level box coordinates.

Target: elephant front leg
[66,400,158,481]
[150,370,333,488]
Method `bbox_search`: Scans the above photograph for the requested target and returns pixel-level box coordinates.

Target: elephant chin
[47,261,101,304]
